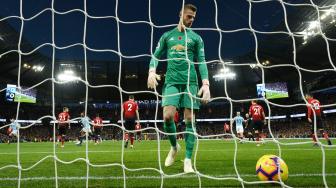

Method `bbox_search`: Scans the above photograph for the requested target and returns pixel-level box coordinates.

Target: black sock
[125,141,128,147]
[328,140,332,145]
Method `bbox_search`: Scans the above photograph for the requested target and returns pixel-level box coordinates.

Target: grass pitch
[266,91,288,99]
[0,139,335,187]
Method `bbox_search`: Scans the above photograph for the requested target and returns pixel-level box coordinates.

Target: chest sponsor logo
[171,44,185,51]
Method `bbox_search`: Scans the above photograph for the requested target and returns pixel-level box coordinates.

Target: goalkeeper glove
[197,79,210,104]
[147,68,161,89]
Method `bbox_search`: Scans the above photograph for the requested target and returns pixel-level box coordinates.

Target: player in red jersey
[249,100,266,146]
[223,122,230,139]
[305,94,332,146]
[93,113,103,145]
[224,122,230,133]
[121,95,140,148]
[58,107,70,148]
[135,123,141,142]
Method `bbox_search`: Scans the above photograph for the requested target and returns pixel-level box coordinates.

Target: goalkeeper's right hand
[147,68,161,89]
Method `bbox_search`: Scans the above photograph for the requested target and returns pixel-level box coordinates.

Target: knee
[184,113,193,123]
[163,112,174,122]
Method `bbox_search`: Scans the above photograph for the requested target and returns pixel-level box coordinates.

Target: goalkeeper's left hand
[197,79,210,104]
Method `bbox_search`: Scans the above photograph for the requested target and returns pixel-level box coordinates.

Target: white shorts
[10,130,18,137]
[81,127,92,134]
[236,126,244,134]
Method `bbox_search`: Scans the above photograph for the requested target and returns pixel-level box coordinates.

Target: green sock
[164,120,177,147]
[185,121,195,159]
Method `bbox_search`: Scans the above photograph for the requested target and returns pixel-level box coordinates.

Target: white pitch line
[0,173,336,181]
[0,148,334,155]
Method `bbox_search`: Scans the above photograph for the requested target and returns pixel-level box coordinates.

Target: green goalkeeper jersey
[149,27,208,85]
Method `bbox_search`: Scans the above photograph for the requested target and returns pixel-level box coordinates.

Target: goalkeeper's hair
[63,107,69,112]
[184,4,197,12]
[129,95,135,100]
[305,93,313,99]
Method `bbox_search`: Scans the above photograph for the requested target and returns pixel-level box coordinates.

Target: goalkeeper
[147,3,210,173]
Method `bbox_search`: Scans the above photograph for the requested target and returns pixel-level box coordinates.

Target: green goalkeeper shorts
[162,83,200,109]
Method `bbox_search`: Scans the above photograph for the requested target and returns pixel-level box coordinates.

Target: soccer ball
[256,155,288,182]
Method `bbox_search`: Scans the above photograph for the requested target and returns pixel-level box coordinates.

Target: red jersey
[307,98,322,118]
[249,104,265,121]
[93,117,103,128]
[174,112,179,123]
[58,112,70,126]
[224,123,230,132]
[135,123,141,130]
[123,100,138,119]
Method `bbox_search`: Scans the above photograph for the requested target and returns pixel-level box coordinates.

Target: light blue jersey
[234,116,244,127]
[10,122,19,131]
[80,117,91,129]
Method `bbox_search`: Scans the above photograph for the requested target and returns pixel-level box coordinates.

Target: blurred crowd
[1,94,335,143]
[0,105,335,143]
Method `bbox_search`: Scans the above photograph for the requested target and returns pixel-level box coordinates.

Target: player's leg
[250,127,255,141]
[254,129,259,142]
[310,117,318,145]
[162,84,181,167]
[254,121,262,146]
[59,127,66,147]
[183,108,196,173]
[249,123,255,141]
[181,84,200,173]
[239,128,244,143]
[137,132,141,142]
[130,133,135,148]
[56,126,61,145]
[162,84,181,148]
[236,127,242,142]
[318,117,332,145]
[184,108,196,158]
[124,119,134,148]
[9,130,18,141]
[124,132,129,148]
[77,130,84,145]
[94,130,98,144]
[163,106,177,147]
[249,131,255,141]
[96,128,102,144]
[321,130,332,145]
[99,129,102,143]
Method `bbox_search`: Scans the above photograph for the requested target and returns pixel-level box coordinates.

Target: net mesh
[0,0,335,187]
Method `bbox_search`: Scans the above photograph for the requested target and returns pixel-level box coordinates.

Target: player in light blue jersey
[8,118,20,137]
[76,112,92,146]
[233,112,244,143]
[7,118,20,144]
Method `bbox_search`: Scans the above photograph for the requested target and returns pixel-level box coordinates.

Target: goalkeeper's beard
[184,21,192,28]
